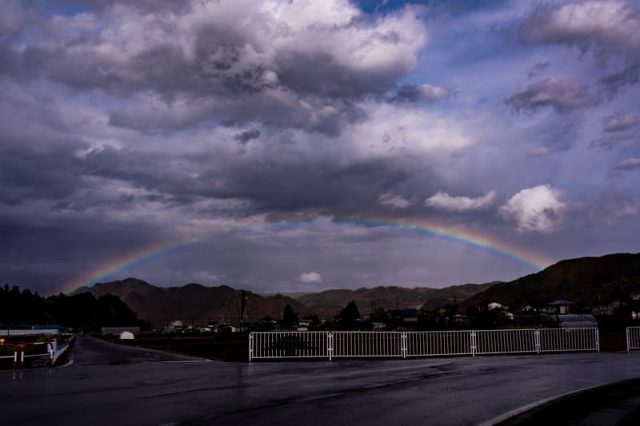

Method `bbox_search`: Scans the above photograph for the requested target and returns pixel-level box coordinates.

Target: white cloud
[299,272,322,283]
[499,185,567,233]
[416,84,448,102]
[520,0,640,62]
[519,1,640,92]
[378,192,413,209]
[425,190,496,212]
[528,146,552,157]
[348,102,473,158]
[615,157,640,171]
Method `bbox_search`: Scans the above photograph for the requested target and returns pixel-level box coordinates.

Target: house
[119,331,135,340]
[545,300,574,315]
[487,302,507,311]
[592,300,622,316]
[403,308,418,323]
[101,326,140,336]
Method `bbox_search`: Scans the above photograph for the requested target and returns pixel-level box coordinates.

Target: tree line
[0,285,143,331]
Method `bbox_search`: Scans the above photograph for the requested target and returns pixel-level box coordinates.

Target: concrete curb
[482,378,640,425]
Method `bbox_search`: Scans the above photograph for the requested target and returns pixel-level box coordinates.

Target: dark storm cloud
[5,0,638,295]
[71,136,416,218]
[603,112,640,133]
[590,113,639,150]
[0,140,83,206]
[527,115,584,151]
[519,1,640,94]
[192,152,411,214]
[67,0,191,13]
[390,83,449,104]
[233,129,261,145]
[0,212,174,294]
[590,133,634,151]
[508,76,592,112]
[527,62,550,79]
[0,1,427,133]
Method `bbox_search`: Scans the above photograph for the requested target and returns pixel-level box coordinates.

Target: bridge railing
[407,330,473,357]
[332,331,403,358]
[540,328,599,353]
[249,328,600,361]
[626,327,640,352]
[249,331,329,360]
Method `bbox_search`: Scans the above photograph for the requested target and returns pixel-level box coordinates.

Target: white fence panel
[332,331,403,358]
[539,328,599,352]
[626,327,640,352]
[249,328,600,361]
[475,329,537,355]
[0,329,60,336]
[250,331,329,360]
[407,331,472,357]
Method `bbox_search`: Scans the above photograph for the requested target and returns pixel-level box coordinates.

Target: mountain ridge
[461,252,640,309]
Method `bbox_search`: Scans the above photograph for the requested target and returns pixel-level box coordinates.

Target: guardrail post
[13,351,17,370]
[20,350,24,369]
[327,332,333,361]
[470,331,477,357]
[534,329,541,354]
[47,342,53,367]
[595,328,600,353]
[401,332,407,359]
[248,333,254,362]
[627,327,631,353]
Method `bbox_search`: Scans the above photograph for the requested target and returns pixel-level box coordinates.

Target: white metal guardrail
[249,328,599,361]
[626,327,640,352]
[249,331,329,360]
[332,331,404,358]
[539,328,599,353]
[0,336,74,369]
[407,330,473,357]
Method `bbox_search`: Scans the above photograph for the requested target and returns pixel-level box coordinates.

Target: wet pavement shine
[2,336,640,426]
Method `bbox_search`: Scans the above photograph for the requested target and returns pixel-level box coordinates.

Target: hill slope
[462,253,640,309]
[296,283,496,317]
[80,278,309,325]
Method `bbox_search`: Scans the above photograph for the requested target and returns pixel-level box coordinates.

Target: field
[99,333,250,362]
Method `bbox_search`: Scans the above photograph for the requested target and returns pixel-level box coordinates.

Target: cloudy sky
[1,0,639,295]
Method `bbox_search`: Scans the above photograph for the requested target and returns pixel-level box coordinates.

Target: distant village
[118,294,640,338]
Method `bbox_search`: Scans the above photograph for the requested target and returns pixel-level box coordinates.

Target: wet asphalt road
[2,336,640,426]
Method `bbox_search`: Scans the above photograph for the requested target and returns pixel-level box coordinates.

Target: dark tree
[0,285,142,331]
[282,304,299,325]
[339,301,361,329]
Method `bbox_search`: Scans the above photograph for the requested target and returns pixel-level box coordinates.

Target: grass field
[101,333,250,362]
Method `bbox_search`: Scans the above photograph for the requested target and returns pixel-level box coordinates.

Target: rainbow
[61,216,554,293]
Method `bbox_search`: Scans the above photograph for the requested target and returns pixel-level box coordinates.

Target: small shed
[547,299,574,315]
[119,331,135,340]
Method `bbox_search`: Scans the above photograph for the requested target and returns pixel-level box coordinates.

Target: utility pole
[239,290,247,324]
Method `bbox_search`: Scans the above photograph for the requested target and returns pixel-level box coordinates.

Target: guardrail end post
[626,327,630,354]
[470,331,477,357]
[595,328,600,353]
[248,333,254,362]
